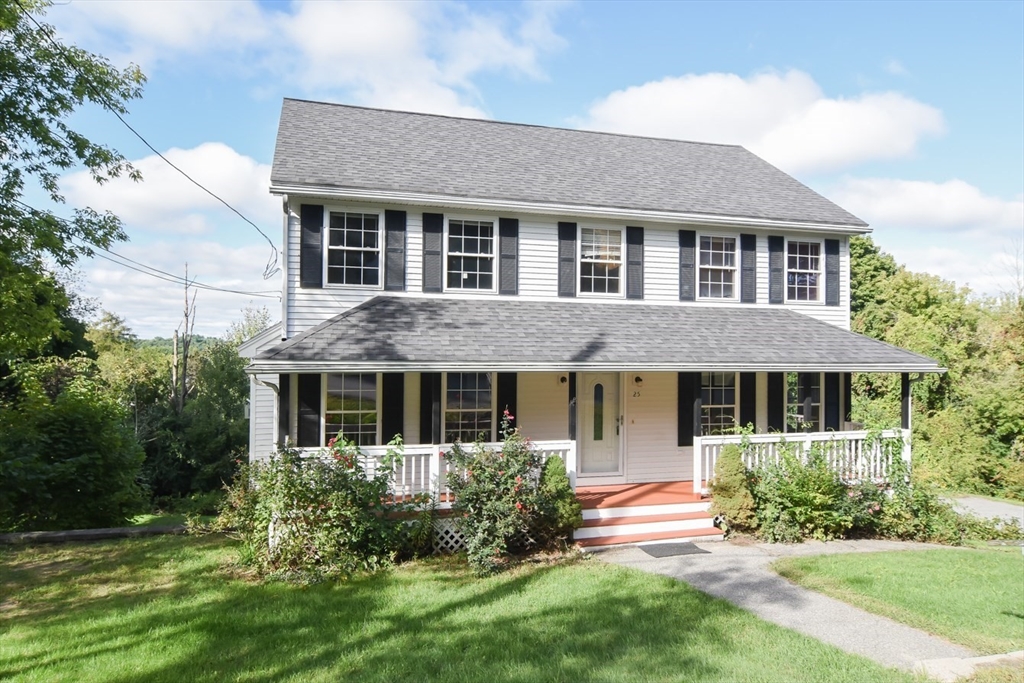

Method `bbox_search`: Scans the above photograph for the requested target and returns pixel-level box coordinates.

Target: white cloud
[578,70,945,174]
[51,0,565,117]
[884,59,909,77]
[62,142,278,236]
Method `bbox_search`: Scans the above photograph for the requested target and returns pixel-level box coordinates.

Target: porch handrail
[693,428,910,494]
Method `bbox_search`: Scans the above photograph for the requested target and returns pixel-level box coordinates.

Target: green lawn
[773,548,1024,654]
[130,513,188,527]
[0,536,913,683]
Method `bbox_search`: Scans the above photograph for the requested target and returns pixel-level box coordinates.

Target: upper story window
[580,227,622,295]
[325,373,378,446]
[787,241,821,302]
[445,372,493,443]
[701,372,736,435]
[699,235,737,299]
[447,219,495,291]
[327,211,381,286]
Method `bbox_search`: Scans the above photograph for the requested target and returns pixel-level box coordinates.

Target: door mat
[640,543,711,558]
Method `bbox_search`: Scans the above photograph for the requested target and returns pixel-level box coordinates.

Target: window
[701,372,736,435]
[593,383,604,441]
[325,373,378,446]
[445,372,493,443]
[787,241,821,302]
[327,211,380,286]
[580,228,622,294]
[447,219,494,290]
[698,236,736,299]
[786,372,820,432]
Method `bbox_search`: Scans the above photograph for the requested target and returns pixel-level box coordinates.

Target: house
[242,98,942,548]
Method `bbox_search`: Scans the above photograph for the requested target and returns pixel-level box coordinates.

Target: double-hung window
[701,372,737,435]
[698,236,737,299]
[447,219,494,290]
[580,227,622,294]
[325,373,378,446]
[444,372,493,443]
[787,241,821,302]
[327,211,380,286]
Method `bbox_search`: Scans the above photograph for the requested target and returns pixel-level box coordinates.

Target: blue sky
[44,0,1023,337]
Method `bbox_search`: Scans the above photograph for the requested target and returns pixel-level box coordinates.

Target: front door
[580,372,621,475]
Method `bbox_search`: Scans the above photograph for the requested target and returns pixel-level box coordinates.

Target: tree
[0,0,144,362]
[226,305,272,346]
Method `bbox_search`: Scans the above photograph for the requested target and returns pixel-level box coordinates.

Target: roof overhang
[247,296,942,375]
[270,184,872,236]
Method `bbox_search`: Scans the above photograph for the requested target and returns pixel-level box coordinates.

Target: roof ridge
[281,97,746,150]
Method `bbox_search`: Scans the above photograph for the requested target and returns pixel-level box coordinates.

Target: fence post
[565,441,578,490]
[693,436,703,495]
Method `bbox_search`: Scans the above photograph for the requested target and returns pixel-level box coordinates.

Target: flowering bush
[218,435,433,582]
[448,413,577,573]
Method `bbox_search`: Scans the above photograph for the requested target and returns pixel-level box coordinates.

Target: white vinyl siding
[403,372,420,445]
[625,372,688,483]
[515,372,569,441]
[642,227,679,301]
[250,374,277,460]
[518,218,559,296]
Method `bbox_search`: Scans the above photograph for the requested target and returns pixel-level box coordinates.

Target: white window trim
[322,206,385,290]
[442,371,497,443]
[443,215,498,294]
[577,225,626,298]
[700,371,738,436]
[784,237,825,305]
[696,232,740,302]
[321,372,382,447]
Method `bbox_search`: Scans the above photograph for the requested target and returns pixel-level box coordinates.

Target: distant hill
[137,335,219,354]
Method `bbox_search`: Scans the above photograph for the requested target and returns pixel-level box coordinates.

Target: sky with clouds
[39,0,1024,337]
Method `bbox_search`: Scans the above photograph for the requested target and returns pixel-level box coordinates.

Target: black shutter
[626,226,644,300]
[678,372,700,447]
[740,234,757,304]
[843,372,853,424]
[419,372,442,444]
[739,372,756,429]
[824,372,840,431]
[277,373,290,447]
[498,218,519,295]
[901,373,911,430]
[767,372,785,431]
[568,372,577,440]
[558,222,577,297]
[422,213,443,293]
[768,236,784,304]
[825,238,840,306]
[381,373,404,443]
[300,204,323,288]
[496,373,518,435]
[296,374,321,447]
[384,210,407,292]
[679,230,696,301]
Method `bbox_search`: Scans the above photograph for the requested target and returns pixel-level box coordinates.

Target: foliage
[0,0,144,361]
[708,444,757,533]
[749,444,853,542]
[218,437,432,582]
[0,355,145,531]
[536,455,584,543]
[445,412,545,574]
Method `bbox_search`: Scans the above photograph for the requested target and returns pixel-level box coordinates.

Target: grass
[0,535,916,683]
[773,548,1024,655]
[130,513,188,527]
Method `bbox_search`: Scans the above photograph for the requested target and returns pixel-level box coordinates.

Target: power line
[14,0,281,280]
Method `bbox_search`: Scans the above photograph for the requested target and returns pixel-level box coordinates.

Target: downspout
[280,196,290,341]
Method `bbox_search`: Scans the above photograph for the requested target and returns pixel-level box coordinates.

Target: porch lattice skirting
[432,518,466,554]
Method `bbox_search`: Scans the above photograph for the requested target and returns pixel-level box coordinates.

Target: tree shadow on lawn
[1,537,908,683]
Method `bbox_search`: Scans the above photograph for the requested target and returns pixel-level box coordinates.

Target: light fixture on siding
[558,375,568,385]
[634,376,644,387]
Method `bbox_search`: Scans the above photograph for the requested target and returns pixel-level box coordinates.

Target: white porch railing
[300,440,577,507]
[693,428,911,494]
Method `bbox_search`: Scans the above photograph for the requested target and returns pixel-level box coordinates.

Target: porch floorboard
[575,482,708,509]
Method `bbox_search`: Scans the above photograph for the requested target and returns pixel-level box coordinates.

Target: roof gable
[271,99,868,229]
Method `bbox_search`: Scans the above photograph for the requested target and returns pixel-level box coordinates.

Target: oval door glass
[593,384,604,441]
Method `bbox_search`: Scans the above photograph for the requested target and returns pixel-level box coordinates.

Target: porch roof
[248,296,942,374]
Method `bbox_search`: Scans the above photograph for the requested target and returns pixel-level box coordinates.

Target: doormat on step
[640,543,711,558]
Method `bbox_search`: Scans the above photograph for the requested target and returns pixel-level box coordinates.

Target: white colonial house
[241,99,941,548]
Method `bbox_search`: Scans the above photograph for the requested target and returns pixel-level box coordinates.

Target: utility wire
[15,0,281,280]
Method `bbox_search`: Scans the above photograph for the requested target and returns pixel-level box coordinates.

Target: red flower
[515,501,523,510]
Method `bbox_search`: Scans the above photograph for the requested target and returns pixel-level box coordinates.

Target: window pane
[593,383,604,441]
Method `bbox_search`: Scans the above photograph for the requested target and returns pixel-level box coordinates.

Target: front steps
[574,500,723,548]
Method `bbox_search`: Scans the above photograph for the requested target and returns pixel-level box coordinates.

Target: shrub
[535,455,583,544]
[709,444,757,533]
[0,356,145,531]
[218,436,432,582]
[750,444,853,542]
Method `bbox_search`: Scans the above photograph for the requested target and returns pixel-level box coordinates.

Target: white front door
[580,372,621,475]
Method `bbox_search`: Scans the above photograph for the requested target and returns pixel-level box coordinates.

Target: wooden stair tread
[581,511,713,528]
[576,527,723,547]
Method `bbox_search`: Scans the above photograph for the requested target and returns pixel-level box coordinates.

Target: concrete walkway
[594,539,975,672]
[950,496,1024,526]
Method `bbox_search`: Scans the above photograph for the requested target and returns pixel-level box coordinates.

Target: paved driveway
[950,496,1024,526]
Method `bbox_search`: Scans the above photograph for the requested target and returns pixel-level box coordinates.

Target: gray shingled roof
[271,99,868,229]
[249,297,939,373]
